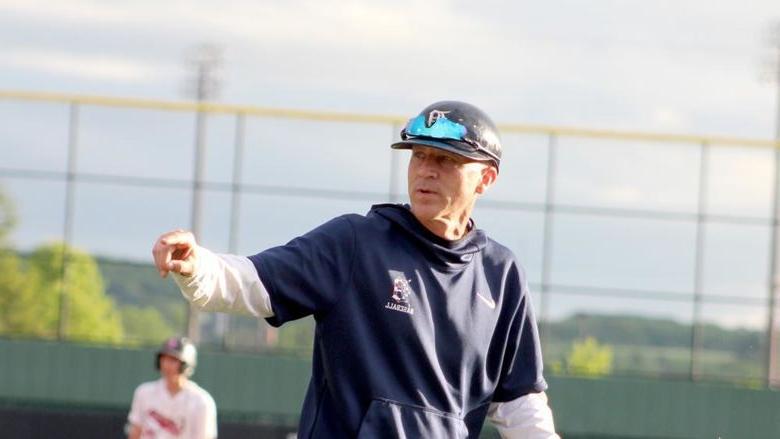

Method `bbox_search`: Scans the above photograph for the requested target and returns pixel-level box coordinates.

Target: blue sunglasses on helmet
[399,113,501,165]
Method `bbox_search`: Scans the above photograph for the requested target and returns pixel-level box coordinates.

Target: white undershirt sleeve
[487,392,560,439]
[172,246,274,318]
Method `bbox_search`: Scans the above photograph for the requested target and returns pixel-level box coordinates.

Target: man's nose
[416,156,438,177]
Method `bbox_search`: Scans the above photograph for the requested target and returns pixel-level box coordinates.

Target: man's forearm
[172,247,274,318]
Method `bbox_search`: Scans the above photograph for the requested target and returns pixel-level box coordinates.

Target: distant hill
[543,313,764,381]
[545,312,761,356]
[96,257,178,305]
[92,257,765,381]
[95,256,185,332]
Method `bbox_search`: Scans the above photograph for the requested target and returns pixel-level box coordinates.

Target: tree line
[0,186,765,382]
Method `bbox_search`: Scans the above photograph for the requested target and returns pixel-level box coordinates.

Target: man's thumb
[168,260,195,276]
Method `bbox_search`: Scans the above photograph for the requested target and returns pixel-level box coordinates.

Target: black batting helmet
[391,100,502,168]
[155,336,197,377]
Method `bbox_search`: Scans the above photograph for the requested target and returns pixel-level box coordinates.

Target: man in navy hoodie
[152,101,559,438]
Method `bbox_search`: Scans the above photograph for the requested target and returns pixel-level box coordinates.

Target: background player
[152,100,558,438]
[127,336,217,439]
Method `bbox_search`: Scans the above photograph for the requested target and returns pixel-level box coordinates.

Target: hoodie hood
[369,203,487,270]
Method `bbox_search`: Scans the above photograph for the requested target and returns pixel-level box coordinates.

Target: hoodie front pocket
[356,398,469,439]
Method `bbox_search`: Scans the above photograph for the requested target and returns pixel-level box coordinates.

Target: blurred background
[2,1,780,438]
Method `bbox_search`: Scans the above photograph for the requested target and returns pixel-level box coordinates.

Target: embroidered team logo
[426,109,451,127]
[385,274,415,315]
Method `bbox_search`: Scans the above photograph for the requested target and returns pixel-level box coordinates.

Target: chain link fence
[1,90,778,387]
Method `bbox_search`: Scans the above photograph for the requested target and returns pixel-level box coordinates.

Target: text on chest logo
[385,274,415,315]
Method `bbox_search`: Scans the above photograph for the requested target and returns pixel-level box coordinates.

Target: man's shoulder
[310,213,364,233]
[184,381,216,404]
[482,235,519,264]
[182,382,217,416]
[133,379,161,397]
[481,236,530,284]
[320,209,392,233]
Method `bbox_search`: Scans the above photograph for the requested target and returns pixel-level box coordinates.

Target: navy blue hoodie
[249,204,546,438]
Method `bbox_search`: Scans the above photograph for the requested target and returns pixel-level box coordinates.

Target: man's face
[407,145,495,225]
[159,354,184,380]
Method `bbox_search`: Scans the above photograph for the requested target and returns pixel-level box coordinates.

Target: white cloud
[651,108,689,131]
[3,49,172,82]
[706,146,775,217]
[0,0,473,49]
[0,0,160,24]
[1,0,779,136]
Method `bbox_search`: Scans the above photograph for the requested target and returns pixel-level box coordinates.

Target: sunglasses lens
[394,101,501,167]
[404,114,468,143]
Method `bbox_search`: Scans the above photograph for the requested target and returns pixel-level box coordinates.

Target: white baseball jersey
[128,378,217,439]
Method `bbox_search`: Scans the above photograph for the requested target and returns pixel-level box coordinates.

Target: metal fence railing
[1,89,778,388]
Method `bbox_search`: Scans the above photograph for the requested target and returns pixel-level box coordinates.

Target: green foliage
[95,257,312,354]
[97,257,185,332]
[566,337,613,377]
[546,313,763,359]
[0,242,125,343]
[543,313,766,381]
[29,243,124,342]
[120,305,175,345]
[0,188,43,335]
[0,249,44,334]
[0,187,16,246]
[547,313,693,348]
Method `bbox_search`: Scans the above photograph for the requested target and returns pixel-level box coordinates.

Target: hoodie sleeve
[248,215,357,327]
[492,265,548,401]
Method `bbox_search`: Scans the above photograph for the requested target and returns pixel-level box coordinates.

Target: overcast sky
[2,1,779,332]
[2,0,780,138]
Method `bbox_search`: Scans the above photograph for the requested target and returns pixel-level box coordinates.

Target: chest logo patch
[385,275,415,315]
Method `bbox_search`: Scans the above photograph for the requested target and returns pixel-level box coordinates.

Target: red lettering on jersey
[148,409,183,436]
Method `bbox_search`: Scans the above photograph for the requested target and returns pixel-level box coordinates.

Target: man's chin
[410,202,442,220]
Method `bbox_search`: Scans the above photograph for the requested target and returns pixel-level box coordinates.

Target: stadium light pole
[767,24,780,388]
[185,44,222,343]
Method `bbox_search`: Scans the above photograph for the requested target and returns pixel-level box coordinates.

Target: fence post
[57,102,79,340]
[689,141,709,381]
[540,133,558,337]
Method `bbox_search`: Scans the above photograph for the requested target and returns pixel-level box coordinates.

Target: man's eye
[413,151,425,160]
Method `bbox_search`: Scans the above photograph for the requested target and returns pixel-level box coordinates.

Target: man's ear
[475,164,498,195]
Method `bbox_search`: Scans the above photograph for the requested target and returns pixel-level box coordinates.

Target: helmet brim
[391,139,496,164]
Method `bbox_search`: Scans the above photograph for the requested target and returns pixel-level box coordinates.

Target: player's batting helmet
[391,100,502,169]
[156,336,197,377]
